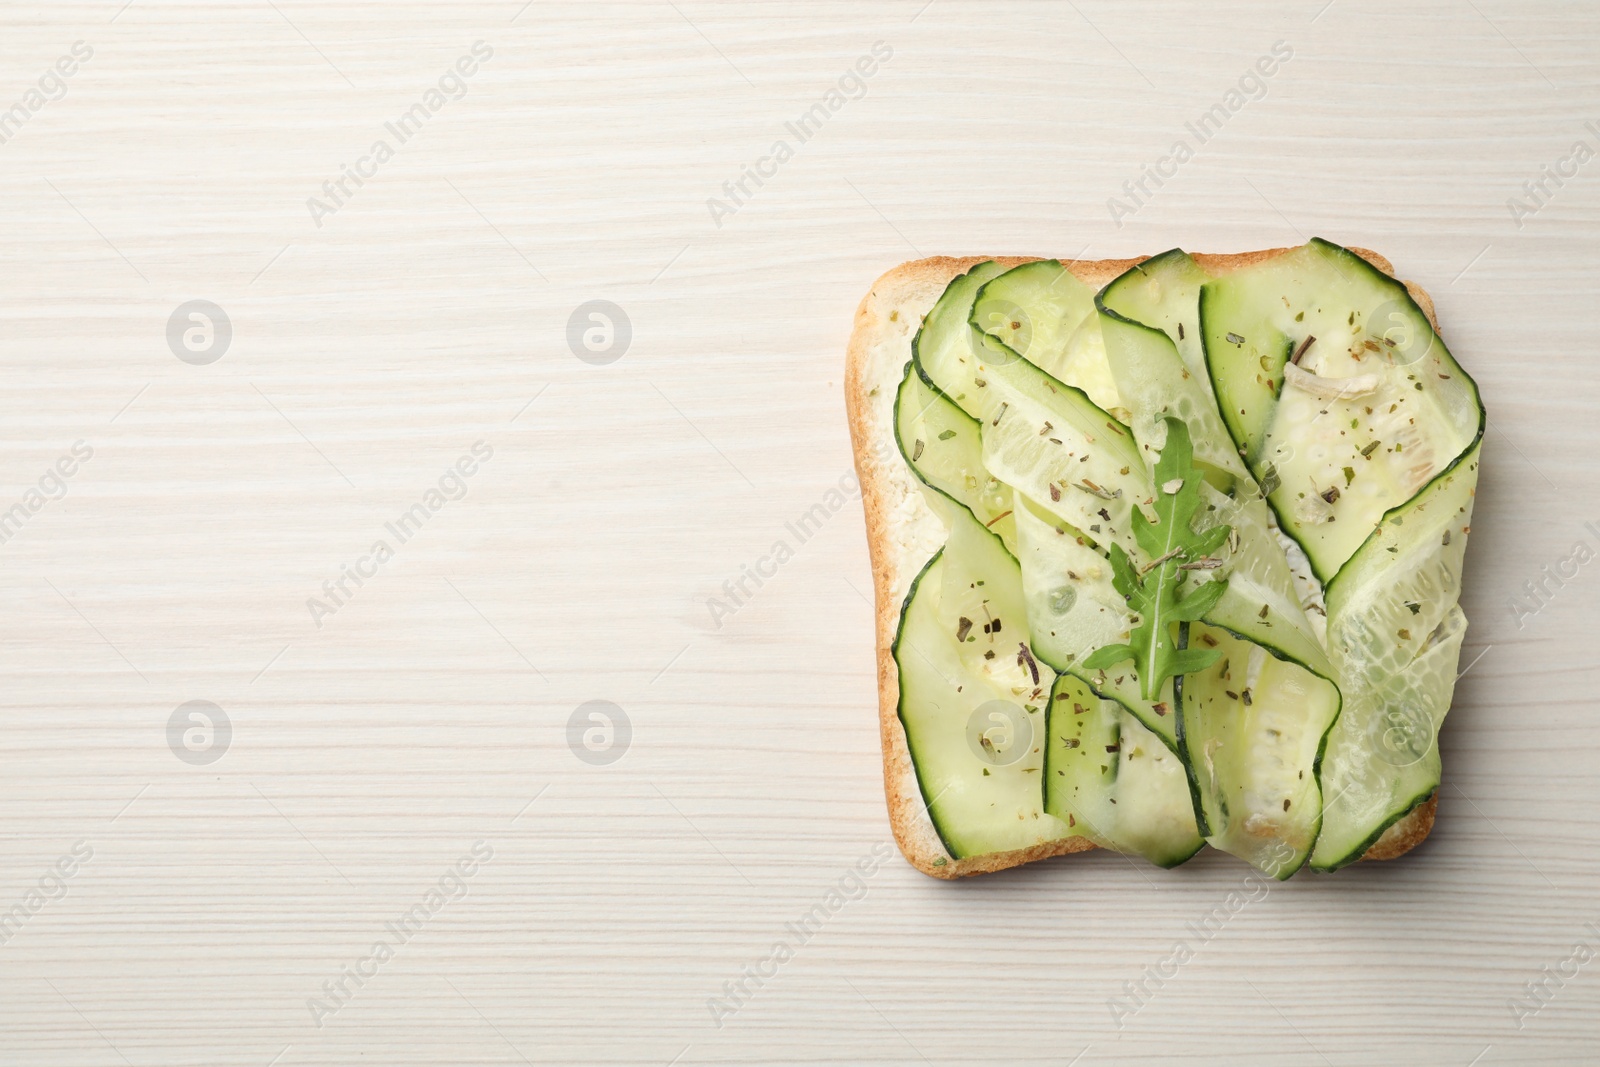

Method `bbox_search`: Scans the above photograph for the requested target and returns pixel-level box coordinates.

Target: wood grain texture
[0,1,1596,1064]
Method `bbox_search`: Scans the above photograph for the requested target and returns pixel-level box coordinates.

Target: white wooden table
[0,1,1594,1063]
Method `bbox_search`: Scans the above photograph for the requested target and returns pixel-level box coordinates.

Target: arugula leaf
[1082,417,1231,700]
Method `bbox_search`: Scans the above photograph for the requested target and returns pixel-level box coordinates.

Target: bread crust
[845,246,1442,879]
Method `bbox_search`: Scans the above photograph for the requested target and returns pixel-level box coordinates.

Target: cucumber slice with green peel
[971,260,1121,409]
[917,262,1146,562]
[1045,672,1203,868]
[1196,483,1333,679]
[1313,606,1466,871]
[1177,623,1342,878]
[913,260,1012,420]
[1012,495,1128,662]
[1311,442,1480,870]
[1097,248,1213,378]
[1200,238,1484,584]
[1097,306,1250,484]
[977,367,1146,562]
[1326,442,1479,630]
[1051,309,1123,416]
[892,494,1065,860]
[893,361,1017,549]
[971,260,1098,371]
[1012,494,1181,753]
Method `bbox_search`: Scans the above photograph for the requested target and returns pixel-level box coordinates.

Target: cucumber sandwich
[844,241,1482,879]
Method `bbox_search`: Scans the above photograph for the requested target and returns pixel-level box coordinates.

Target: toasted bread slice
[845,248,1442,879]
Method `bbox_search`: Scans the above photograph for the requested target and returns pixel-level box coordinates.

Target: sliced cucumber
[972,260,1123,416]
[1097,248,1212,378]
[1094,262,1327,675]
[1201,238,1484,584]
[916,261,1146,560]
[894,361,1017,549]
[977,363,1146,563]
[892,492,1067,860]
[971,260,1100,385]
[1177,623,1341,878]
[1012,493,1180,753]
[1045,672,1203,868]
[1311,441,1480,870]
[1012,494,1128,662]
[1097,308,1249,483]
[913,260,1013,421]
[1197,482,1333,679]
